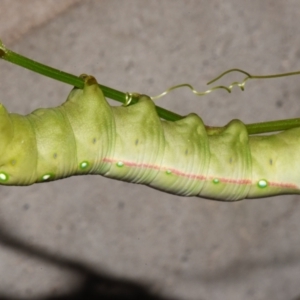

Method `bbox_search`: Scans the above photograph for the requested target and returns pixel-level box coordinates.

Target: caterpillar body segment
[0,75,300,201]
[248,128,300,198]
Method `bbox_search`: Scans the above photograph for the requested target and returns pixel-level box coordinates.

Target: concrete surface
[0,1,300,299]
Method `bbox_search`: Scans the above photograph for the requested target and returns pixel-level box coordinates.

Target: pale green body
[0,75,299,201]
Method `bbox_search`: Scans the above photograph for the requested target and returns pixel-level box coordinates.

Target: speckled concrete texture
[0,1,300,299]
[0,0,80,44]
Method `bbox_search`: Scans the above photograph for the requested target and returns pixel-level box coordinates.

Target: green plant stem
[245,118,300,135]
[0,40,300,134]
[206,118,300,135]
[0,40,180,122]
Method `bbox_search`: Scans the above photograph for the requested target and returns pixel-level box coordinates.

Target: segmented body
[0,75,299,201]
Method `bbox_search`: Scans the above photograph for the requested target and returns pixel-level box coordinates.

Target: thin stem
[206,118,300,135]
[245,118,300,135]
[0,44,124,102]
[0,40,300,134]
[0,40,180,122]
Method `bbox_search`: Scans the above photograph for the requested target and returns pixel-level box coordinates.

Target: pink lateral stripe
[210,177,252,185]
[103,157,206,180]
[268,182,298,189]
[102,157,298,190]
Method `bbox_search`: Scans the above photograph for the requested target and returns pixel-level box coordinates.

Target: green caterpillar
[1,74,300,201]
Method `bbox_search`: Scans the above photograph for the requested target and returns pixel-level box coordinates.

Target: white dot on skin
[0,173,7,180]
[258,179,268,188]
[43,174,51,180]
[80,162,88,168]
[117,161,124,167]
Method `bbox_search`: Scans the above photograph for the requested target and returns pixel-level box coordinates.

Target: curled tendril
[125,92,134,105]
[150,68,300,101]
[124,92,140,106]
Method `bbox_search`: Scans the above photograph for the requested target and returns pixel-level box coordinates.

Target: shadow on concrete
[0,227,176,300]
[0,221,298,299]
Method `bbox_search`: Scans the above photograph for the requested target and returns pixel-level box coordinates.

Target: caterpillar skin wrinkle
[0,74,300,201]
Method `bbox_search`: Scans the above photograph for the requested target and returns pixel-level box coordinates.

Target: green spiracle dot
[212,178,220,184]
[42,174,53,181]
[80,161,89,169]
[257,179,268,188]
[0,172,8,182]
[166,170,172,175]
[116,161,124,167]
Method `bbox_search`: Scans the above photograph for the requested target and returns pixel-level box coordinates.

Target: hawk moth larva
[1,74,300,201]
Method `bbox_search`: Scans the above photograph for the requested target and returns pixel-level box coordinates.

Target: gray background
[0,1,300,299]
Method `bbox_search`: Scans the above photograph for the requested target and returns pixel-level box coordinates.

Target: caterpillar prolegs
[1,74,300,201]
